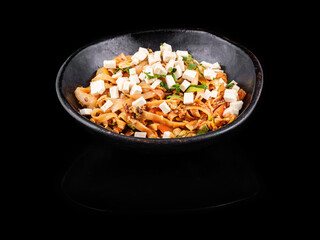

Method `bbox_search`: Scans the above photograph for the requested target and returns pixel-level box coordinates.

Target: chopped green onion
[196,124,209,135]
[166,95,182,99]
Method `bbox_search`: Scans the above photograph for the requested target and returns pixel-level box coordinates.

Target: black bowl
[56,28,263,152]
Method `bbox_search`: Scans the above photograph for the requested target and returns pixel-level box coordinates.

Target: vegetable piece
[196,124,209,135]
[157,123,173,133]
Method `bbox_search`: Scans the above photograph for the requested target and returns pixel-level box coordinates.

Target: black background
[18,3,298,234]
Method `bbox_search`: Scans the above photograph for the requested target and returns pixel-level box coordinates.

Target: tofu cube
[162,131,172,138]
[129,68,136,75]
[148,51,161,65]
[173,65,182,79]
[116,77,126,91]
[182,69,197,82]
[134,132,147,138]
[223,89,238,102]
[103,60,116,69]
[183,92,194,104]
[153,62,167,75]
[211,62,221,69]
[143,66,154,76]
[101,100,113,112]
[159,101,171,114]
[139,72,147,81]
[210,90,218,98]
[166,75,176,89]
[138,47,149,55]
[130,84,142,95]
[200,61,213,69]
[122,80,130,93]
[109,86,119,99]
[204,69,217,80]
[160,43,172,53]
[203,89,212,100]
[230,100,244,111]
[150,79,162,89]
[132,96,146,107]
[176,50,189,58]
[112,70,123,79]
[179,80,190,92]
[90,80,105,95]
[79,108,93,115]
[165,59,175,71]
[174,60,185,71]
[223,107,239,117]
[162,50,176,62]
[129,74,140,84]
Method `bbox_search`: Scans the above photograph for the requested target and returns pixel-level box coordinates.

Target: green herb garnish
[176,131,189,138]
[166,95,182,99]
[196,124,209,135]
[226,82,235,88]
[160,81,169,90]
[145,72,167,79]
[172,83,180,93]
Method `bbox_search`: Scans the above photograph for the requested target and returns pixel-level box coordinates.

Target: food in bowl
[74,43,246,138]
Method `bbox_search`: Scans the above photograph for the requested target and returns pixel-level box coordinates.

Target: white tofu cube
[101,100,113,112]
[90,80,105,95]
[183,92,194,104]
[218,78,227,86]
[223,107,239,117]
[153,62,167,75]
[132,51,147,64]
[165,59,175,71]
[116,77,127,91]
[109,86,119,99]
[173,65,182,79]
[204,69,217,80]
[163,131,172,138]
[122,80,130,93]
[174,60,185,71]
[145,77,157,84]
[112,70,123,79]
[132,96,146,107]
[150,79,162,89]
[203,89,212,100]
[230,100,243,111]
[166,75,176,89]
[182,69,197,82]
[148,51,161,65]
[232,85,240,92]
[134,132,147,138]
[162,50,176,62]
[176,50,189,58]
[138,47,149,55]
[200,61,213,69]
[159,101,171,114]
[160,43,172,53]
[210,90,218,98]
[179,80,190,92]
[129,68,136,75]
[139,72,147,81]
[103,60,116,69]
[211,62,221,69]
[223,89,238,102]
[143,66,153,76]
[130,84,142,95]
[79,108,92,115]
[129,74,140,84]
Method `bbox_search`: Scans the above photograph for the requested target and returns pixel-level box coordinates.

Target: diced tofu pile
[76,42,246,139]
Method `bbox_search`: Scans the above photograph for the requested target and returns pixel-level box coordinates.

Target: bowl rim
[56,28,263,145]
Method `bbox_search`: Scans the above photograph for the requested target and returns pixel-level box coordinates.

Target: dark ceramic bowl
[56,28,263,151]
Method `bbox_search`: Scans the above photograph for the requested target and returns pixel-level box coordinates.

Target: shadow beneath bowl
[60,139,260,214]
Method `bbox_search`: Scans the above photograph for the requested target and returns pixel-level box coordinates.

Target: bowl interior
[57,29,262,142]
